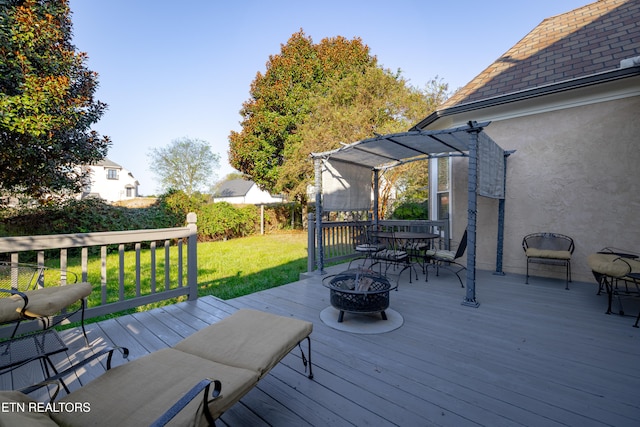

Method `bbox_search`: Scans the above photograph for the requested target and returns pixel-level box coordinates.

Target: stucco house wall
[449,95,640,283]
[416,0,640,285]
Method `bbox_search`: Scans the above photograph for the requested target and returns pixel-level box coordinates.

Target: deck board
[2,265,639,426]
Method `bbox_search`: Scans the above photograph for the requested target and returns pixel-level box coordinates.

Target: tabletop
[374,231,439,240]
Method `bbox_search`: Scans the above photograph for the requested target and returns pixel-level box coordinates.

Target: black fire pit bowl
[323,268,396,322]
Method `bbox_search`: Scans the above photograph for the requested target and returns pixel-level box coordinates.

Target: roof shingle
[441,0,640,109]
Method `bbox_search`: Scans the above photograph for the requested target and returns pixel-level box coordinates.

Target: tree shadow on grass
[197,258,309,300]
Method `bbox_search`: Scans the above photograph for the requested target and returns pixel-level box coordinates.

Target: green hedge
[0,190,300,242]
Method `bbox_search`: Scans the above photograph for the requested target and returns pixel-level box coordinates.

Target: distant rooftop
[94,158,122,169]
[214,179,254,197]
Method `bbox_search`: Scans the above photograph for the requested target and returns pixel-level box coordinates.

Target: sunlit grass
[197,231,309,299]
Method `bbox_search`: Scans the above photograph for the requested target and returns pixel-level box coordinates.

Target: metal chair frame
[425,229,467,288]
[522,233,574,290]
[0,262,88,344]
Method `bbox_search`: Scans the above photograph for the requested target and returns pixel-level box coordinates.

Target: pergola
[310,121,511,307]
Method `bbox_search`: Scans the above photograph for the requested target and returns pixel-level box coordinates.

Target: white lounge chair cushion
[0,391,58,427]
[174,308,313,377]
[52,348,260,426]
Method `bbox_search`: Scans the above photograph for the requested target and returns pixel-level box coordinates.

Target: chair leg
[525,260,530,284]
[298,337,313,379]
[80,300,90,347]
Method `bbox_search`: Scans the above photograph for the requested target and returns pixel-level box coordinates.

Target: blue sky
[68,0,590,195]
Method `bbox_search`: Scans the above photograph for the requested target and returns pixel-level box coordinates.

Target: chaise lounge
[0,308,314,426]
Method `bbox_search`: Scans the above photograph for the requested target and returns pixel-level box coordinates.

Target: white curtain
[322,160,371,211]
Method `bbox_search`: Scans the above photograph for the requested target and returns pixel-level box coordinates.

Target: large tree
[228,30,375,200]
[0,0,110,200]
[229,30,448,204]
[148,137,220,196]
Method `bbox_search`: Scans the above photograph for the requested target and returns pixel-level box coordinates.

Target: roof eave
[411,65,640,131]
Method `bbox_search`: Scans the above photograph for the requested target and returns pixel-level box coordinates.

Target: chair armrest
[19,346,130,396]
[150,378,222,427]
[0,288,29,323]
[18,380,63,401]
[0,287,28,303]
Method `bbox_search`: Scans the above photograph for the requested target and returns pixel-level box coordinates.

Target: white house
[213,179,284,205]
[82,158,139,202]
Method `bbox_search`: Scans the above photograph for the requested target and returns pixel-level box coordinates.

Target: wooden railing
[0,213,198,338]
[307,215,450,273]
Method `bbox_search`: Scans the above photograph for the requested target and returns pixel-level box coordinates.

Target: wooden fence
[307,215,450,273]
[0,213,198,338]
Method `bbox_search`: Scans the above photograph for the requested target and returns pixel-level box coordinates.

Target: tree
[148,137,220,196]
[0,0,110,200]
[228,29,449,204]
[228,30,375,200]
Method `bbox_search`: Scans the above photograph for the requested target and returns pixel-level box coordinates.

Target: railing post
[307,213,316,273]
[186,212,198,301]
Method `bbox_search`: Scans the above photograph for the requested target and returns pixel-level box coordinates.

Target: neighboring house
[213,179,284,204]
[413,0,640,282]
[82,158,139,203]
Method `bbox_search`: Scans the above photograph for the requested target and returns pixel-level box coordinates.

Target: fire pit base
[323,268,396,323]
[319,306,404,334]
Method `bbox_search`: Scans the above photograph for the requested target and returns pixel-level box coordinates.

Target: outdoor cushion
[0,308,312,426]
[21,283,92,318]
[525,248,572,260]
[355,243,383,253]
[0,294,27,323]
[425,249,455,261]
[405,242,428,251]
[174,308,313,377]
[374,249,408,260]
[0,391,59,427]
[51,348,260,427]
[588,253,634,278]
[626,258,640,273]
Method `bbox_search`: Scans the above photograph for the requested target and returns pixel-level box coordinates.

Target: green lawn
[196,231,309,299]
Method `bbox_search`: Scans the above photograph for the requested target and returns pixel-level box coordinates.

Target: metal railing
[0,213,198,338]
[307,214,449,273]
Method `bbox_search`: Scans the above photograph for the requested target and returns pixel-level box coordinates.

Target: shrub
[0,197,176,235]
[390,201,429,220]
[0,190,300,242]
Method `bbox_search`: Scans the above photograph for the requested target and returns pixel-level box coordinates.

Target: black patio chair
[370,231,417,285]
[0,262,92,344]
[522,233,574,289]
[348,225,386,269]
[424,229,467,288]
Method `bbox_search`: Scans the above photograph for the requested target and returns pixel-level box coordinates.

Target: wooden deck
[3,264,640,426]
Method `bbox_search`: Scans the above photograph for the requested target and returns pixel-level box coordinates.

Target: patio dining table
[373,231,439,280]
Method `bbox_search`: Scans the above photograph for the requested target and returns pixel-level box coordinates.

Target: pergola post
[494,151,512,276]
[314,158,325,274]
[463,125,480,307]
[373,169,379,227]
